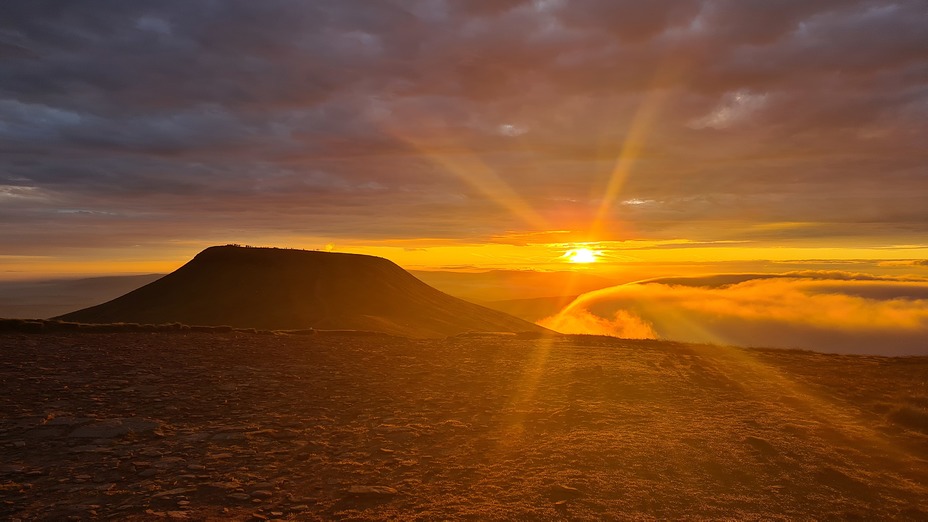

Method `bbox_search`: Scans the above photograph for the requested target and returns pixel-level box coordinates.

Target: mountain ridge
[57,245,548,338]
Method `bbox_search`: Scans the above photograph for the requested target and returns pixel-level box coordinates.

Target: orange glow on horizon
[566,248,599,263]
[3,237,928,282]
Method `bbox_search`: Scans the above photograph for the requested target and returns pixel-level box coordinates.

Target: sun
[566,248,599,263]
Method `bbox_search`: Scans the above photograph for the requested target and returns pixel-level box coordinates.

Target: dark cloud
[561,0,707,43]
[0,0,926,252]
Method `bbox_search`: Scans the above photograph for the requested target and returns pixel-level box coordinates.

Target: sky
[2,0,928,280]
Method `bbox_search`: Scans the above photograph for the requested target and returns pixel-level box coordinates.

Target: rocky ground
[1,332,927,520]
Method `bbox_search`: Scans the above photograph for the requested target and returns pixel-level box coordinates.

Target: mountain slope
[56,246,548,337]
[410,269,617,302]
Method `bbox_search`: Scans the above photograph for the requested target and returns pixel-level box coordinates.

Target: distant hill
[484,295,580,323]
[0,274,163,319]
[56,246,547,338]
[410,269,616,303]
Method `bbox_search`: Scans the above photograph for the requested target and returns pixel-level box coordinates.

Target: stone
[203,481,240,491]
[44,417,93,427]
[209,453,233,459]
[211,432,246,442]
[250,489,273,499]
[346,485,398,496]
[153,457,185,468]
[0,465,26,475]
[547,484,583,501]
[69,418,161,439]
[69,445,113,454]
[151,487,195,499]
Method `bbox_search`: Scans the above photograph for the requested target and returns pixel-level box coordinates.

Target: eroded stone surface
[68,417,161,439]
[346,486,398,496]
[1,332,927,520]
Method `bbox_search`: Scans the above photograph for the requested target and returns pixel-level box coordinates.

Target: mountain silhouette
[56,245,548,337]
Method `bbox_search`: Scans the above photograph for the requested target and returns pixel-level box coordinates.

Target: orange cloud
[539,276,928,355]
[541,308,656,339]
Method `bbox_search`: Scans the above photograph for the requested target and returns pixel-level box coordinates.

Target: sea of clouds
[540,271,928,355]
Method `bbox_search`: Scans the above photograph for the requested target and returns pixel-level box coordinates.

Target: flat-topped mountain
[56,245,548,337]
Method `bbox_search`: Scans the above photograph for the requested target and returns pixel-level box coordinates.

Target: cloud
[540,273,928,355]
[541,308,657,339]
[688,89,768,129]
[0,1,926,253]
[879,260,928,268]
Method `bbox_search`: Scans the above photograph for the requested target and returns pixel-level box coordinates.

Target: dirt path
[1,333,927,520]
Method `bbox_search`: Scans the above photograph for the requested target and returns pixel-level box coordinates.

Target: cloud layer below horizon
[1,0,928,260]
[540,272,928,355]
